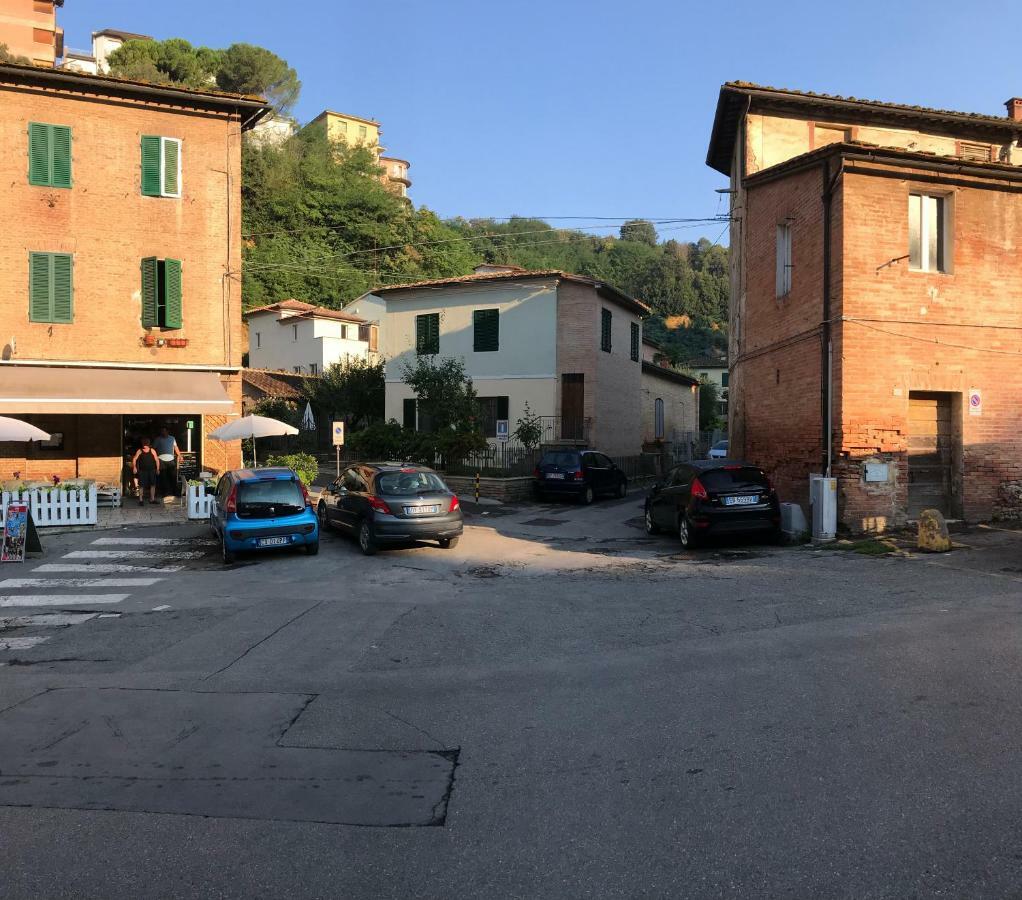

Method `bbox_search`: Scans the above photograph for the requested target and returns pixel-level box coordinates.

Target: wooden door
[561,374,584,440]
[908,392,953,517]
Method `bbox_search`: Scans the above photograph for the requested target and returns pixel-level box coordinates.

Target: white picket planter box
[186,483,214,520]
[1,484,98,527]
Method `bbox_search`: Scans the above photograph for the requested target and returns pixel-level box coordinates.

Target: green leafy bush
[266,452,318,485]
[346,421,437,464]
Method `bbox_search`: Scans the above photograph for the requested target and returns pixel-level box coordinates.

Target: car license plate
[724,495,758,506]
[405,505,440,515]
[546,473,565,480]
[257,536,289,547]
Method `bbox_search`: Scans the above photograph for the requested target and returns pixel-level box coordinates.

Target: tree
[620,219,658,247]
[698,379,721,431]
[217,43,300,115]
[400,356,487,460]
[0,43,31,65]
[302,358,384,431]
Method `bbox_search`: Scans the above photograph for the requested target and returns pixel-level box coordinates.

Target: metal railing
[538,416,591,444]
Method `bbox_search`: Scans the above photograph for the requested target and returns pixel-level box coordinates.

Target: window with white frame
[775,223,792,297]
[909,193,948,272]
[310,363,318,375]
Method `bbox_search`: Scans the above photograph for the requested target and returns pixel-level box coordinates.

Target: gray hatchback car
[317,462,463,555]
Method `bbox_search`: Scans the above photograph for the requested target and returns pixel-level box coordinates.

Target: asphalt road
[3,497,1022,898]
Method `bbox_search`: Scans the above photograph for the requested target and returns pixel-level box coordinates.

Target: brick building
[707,81,1022,531]
[0,62,269,485]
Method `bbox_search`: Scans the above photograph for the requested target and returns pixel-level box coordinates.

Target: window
[654,398,665,440]
[29,251,73,323]
[600,308,612,353]
[337,120,348,135]
[293,366,302,374]
[775,223,792,297]
[475,396,509,438]
[402,398,417,430]
[909,193,948,272]
[140,257,182,329]
[721,372,729,388]
[416,313,440,354]
[959,141,991,163]
[699,372,708,380]
[630,322,640,362]
[358,125,367,140]
[310,363,318,375]
[292,324,299,341]
[254,332,261,348]
[28,122,71,188]
[33,27,51,44]
[473,308,499,352]
[141,136,181,198]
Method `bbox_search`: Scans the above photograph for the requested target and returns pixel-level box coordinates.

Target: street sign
[495,419,509,442]
[186,420,194,429]
[332,421,345,446]
[968,388,982,416]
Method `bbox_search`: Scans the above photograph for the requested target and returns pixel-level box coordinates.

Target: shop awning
[0,367,235,415]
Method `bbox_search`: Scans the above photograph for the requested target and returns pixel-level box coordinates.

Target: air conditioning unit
[810,475,837,542]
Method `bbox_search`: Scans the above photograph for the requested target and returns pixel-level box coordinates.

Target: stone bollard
[917,508,952,553]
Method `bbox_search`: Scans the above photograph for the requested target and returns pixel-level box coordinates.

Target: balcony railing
[539,415,591,445]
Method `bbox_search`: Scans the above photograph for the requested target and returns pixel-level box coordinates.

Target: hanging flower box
[143,334,156,347]
[167,338,188,348]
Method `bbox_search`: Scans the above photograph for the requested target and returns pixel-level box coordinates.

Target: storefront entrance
[122,415,203,497]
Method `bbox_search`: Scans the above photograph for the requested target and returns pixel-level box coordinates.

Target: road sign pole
[336,445,340,479]
[475,471,480,504]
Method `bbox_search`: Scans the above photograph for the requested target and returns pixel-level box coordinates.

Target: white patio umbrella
[0,416,50,442]
[301,402,316,431]
[208,414,298,467]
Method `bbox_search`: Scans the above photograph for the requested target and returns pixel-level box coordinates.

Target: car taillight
[224,486,237,513]
[533,467,540,479]
[449,495,460,512]
[572,469,584,480]
[368,495,392,515]
[301,483,311,506]
[691,477,708,501]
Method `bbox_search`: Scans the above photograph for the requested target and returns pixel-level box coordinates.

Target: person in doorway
[154,426,182,498]
[132,437,160,506]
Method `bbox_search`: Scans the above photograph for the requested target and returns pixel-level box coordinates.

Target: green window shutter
[402,399,417,430]
[28,123,51,186]
[473,308,499,352]
[163,258,182,328]
[428,313,439,353]
[630,322,640,362]
[601,308,612,352]
[29,252,52,321]
[51,254,73,322]
[163,138,180,196]
[416,313,439,354]
[140,257,159,326]
[141,136,162,196]
[496,396,509,421]
[51,126,72,188]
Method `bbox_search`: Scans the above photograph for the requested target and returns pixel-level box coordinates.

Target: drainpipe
[821,160,833,477]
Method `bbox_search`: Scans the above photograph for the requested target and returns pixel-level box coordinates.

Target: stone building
[707,81,1022,530]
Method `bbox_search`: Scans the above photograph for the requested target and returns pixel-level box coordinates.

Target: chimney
[1006,98,1022,121]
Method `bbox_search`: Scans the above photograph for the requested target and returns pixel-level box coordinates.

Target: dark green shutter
[473,308,499,352]
[51,126,71,188]
[28,123,50,185]
[601,308,612,352]
[140,257,159,326]
[416,313,439,354]
[497,396,509,421]
[141,136,162,196]
[163,258,182,328]
[51,254,73,322]
[29,252,51,321]
[427,313,439,353]
[630,322,640,361]
[163,139,180,196]
[402,399,417,430]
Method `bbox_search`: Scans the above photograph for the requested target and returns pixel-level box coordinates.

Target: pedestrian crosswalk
[0,532,214,656]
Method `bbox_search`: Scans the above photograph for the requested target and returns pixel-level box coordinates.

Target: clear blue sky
[60,0,1021,243]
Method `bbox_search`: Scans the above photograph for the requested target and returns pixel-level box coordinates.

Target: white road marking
[91,537,216,546]
[36,563,184,573]
[0,577,162,589]
[63,550,207,559]
[0,613,98,628]
[0,636,50,650]
[0,594,129,608]
[152,604,172,611]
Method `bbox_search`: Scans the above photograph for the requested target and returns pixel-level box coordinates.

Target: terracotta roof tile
[244,299,366,324]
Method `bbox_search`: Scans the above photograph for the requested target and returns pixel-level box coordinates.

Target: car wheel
[221,535,235,565]
[358,519,377,556]
[581,485,594,505]
[678,515,700,549]
[305,540,319,556]
[439,536,460,550]
[317,502,329,529]
[644,506,660,535]
[616,478,628,499]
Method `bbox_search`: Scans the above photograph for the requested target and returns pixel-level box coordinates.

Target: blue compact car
[209,467,319,564]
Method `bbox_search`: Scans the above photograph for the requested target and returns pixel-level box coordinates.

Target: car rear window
[700,467,768,492]
[712,441,728,451]
[236,479,305,515]
[376,471,448,496]
[540,451,580,467]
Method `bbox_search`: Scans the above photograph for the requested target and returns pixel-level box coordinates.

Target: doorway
[907,392,957,518]
[561,374,584,440]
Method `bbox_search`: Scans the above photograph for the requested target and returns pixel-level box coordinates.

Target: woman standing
[132,437,161,506]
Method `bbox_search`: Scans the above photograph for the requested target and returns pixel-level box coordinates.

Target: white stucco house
[346,266,652,457]
[244,300,379,375]
[684,352,729,419]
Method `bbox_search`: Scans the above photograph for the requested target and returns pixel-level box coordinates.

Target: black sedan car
[533,449,628,504]
[644,459,781,548]
[317,462,463,555]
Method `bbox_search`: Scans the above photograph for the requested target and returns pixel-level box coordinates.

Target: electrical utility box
[810,476,837,542]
